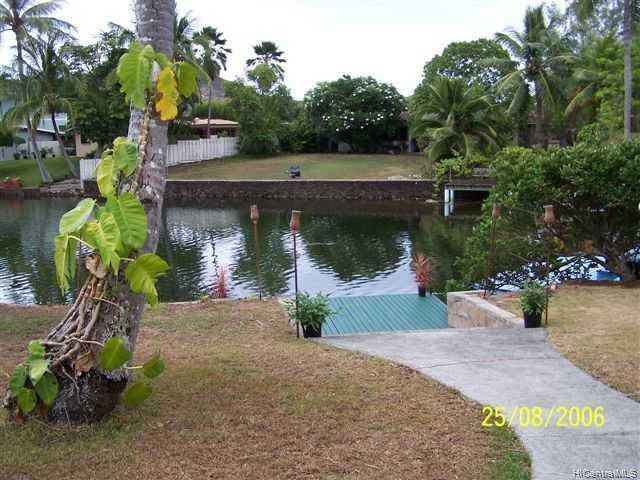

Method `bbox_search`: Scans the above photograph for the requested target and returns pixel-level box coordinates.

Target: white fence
[80,157,100,182]
[166,136,238,167]
[0,141,63,161]
[79,136,239,182]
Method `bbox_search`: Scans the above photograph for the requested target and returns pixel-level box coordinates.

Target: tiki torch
[290,210,301,338]
[250,205,262,300]
[543,204,555,326]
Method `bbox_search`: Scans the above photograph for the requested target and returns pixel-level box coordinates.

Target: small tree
[305,75,405,153]
[458,134,640,288]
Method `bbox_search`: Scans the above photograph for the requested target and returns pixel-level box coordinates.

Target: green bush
[458,139,640,287]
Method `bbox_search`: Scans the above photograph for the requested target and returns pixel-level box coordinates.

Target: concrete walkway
[321,328,640,479]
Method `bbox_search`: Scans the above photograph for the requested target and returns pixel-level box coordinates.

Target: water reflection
[0,198,478,304]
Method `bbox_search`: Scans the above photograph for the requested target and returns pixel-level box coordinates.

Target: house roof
[190,118,239,129]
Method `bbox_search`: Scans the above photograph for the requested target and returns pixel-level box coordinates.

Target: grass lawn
[489,284,640,402]
[0,157,80,187]
[0,300,529,479]
[169,153,429,180]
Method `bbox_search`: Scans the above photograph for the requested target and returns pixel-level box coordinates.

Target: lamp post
[250,205,262,300]
[483,203,501,297]
[543,205,555,326]
[290,210,301,338]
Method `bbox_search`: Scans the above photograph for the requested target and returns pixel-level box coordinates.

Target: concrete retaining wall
[447,290,522,328]
[84,179,434,201]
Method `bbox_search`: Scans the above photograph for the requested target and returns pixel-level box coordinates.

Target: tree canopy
[305,75,405,153]
[421,39,512,92]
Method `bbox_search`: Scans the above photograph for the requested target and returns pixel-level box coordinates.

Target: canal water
[0,198,479,304]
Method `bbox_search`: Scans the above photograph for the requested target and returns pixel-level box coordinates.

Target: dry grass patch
[1,300,529,479]
[487,285,640,401]
[169,153,427,180]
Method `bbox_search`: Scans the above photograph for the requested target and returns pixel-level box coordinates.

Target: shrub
[458,140,640,287]
[284,292,333,330]
[519,280,546,316]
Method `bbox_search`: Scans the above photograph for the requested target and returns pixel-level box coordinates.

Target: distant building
[189,118,239,138]
[0,99,67,142]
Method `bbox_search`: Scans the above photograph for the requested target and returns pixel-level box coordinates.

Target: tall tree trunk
[534,82,545,146]
[51,112,78,178]
[38,0,176,423]
[15,42,53,184]
[207,81,212,138]
[623,0,633,139]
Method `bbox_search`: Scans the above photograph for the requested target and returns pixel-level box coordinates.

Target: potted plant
[412,253,433,297]
[285,292,333,338]
[520,280,546,328]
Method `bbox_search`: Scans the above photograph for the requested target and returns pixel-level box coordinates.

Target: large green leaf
[100,336,132,371]
[59,199,96,234]
[9,364,27,396]
[16,387,37,414]
[28,340,45,359]
[113,137,139,177]
[117,42,155,109]
[54,234,79,293]
[84,212,121,274]
[176,62,198,98]
[96,154,118,197]
[124,253,170,305]
[34,372,59,407]
[122,382,152,407]
[28,357,48,385]
[106,193,148,250]
[142,353,165,379]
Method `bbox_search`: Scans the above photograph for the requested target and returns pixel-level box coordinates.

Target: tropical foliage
[305,75,405,153]
[457,132,640,289]
[410,77,502,161]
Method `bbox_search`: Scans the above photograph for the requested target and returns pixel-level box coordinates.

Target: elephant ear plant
[285,292,333,338]
[3,38,198,422]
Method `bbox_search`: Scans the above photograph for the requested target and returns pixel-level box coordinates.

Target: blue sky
[0,0,567,98]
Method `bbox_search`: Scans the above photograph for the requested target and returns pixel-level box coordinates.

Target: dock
[323,294,448,336]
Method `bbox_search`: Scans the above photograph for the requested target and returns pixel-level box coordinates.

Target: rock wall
[84,179,434,201]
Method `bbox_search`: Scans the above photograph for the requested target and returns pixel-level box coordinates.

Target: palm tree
[24,32,78,177]
[0,0,74,184]
[564,33,617,122]
[246,41,286,79]
[193,27,231,137]
[488,6,570,145]
[173,12,196,62]
[569,0,638,139]
[410,77,500,161]
[43,0,175,423]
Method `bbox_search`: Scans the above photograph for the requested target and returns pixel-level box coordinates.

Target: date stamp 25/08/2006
[482,405,606,428]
